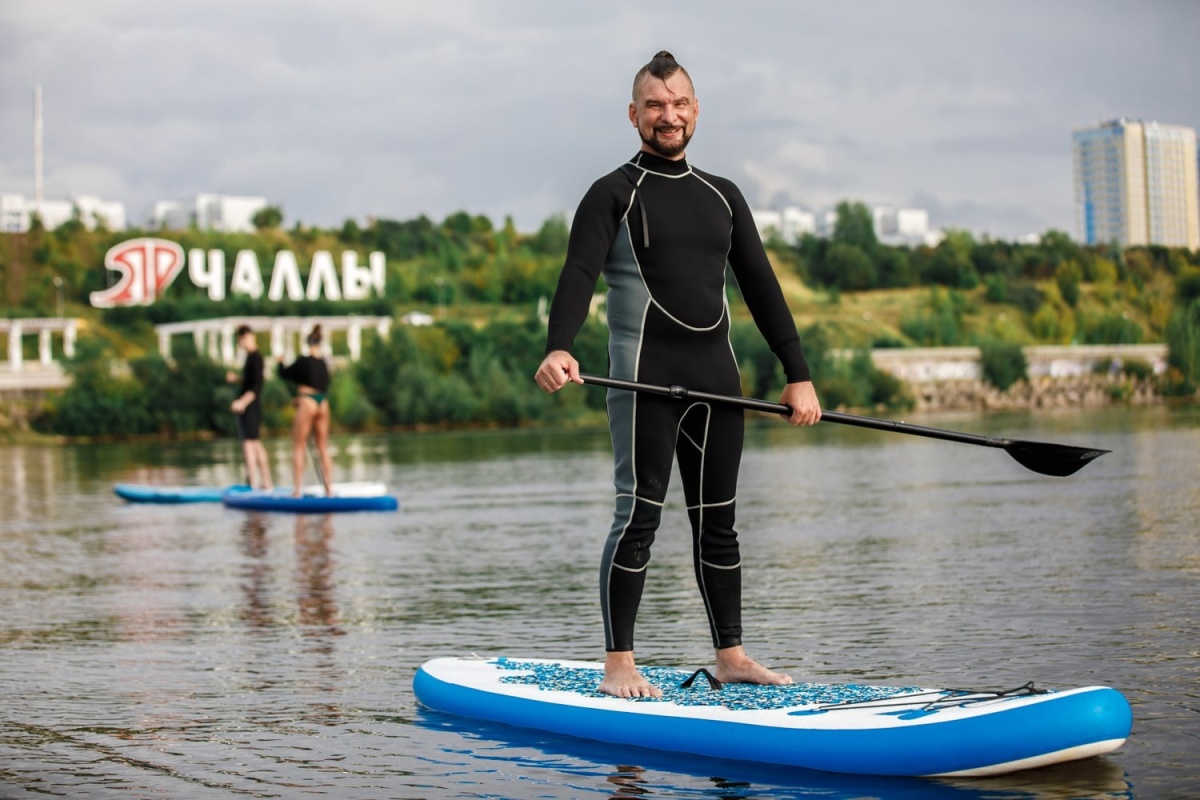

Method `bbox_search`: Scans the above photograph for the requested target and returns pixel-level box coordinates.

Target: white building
[872,206,943,246]
[1073,118,1199,250]
[0,193,126,232]
[751,206,817,244]
[153,193,270,233]
[752,203,942,247]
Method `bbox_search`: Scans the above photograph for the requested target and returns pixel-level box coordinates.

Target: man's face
[629,71,698,160]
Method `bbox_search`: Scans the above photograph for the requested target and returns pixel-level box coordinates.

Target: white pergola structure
[155,316,393,366]
[1,317,79,371]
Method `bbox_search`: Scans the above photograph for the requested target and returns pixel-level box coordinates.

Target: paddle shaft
[307,434,328,487]
[581,373,1016,451]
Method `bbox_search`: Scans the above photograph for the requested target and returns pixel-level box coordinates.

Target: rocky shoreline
[911,374,1162,412]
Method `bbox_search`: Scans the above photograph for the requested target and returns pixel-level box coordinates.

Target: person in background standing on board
[228,324,274,490]
[277,325,333,497]
[534,51,822,699]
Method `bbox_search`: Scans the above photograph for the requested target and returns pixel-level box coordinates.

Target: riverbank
[913,374,1162,411]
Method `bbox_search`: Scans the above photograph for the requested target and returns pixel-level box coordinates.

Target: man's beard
[641,125,691,158]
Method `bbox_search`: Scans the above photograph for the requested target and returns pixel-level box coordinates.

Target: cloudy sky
[1,0,1196,240]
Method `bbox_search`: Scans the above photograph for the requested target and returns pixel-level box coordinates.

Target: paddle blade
[1004,441,1111,477]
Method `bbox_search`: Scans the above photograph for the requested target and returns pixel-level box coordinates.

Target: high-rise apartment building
[1073,118,1199,250]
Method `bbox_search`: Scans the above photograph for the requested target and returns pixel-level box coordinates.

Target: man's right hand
[534,350,582,393]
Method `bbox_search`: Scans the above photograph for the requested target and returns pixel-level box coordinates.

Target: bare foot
[713,645,793,686]
[598,651,663,699]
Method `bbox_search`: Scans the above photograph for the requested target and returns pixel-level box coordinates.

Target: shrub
[1163,300,1200,396]
[978,339,1028,391]
[329,370,376,430]
[43,337,154,436]
[1006,281,1045,315]
[129,352,227,435]
[1083,312,1143,345]
[900,288,966,346]
[984,273,1008,304]
[1055,260,1083,307]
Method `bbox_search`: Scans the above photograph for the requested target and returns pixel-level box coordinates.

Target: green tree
[252,205,284,230]
[832,201,877,250]
[1055,260,1083,307]
[924,229,979,288]
[532,214,570,255]
[339,218,362,244]
[825,242,877,291]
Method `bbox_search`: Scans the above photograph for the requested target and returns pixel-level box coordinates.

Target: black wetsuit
[238,351,266,440]
[546,151,810,652]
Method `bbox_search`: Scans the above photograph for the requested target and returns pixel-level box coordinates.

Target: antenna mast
[34,85,44,215]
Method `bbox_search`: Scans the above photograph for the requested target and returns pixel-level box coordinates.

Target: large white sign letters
[91,238,386,307]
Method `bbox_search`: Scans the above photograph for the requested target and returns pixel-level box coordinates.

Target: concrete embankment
[870,343,1171,412]
[911,375,1161,412]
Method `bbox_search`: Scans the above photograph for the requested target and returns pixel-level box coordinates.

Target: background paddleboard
[115,484,240,503]
[413,656,1132,778]
[116,481,388,505]
[221,483,398,513]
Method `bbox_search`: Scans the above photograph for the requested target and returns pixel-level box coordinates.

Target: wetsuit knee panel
[606,495,663,570]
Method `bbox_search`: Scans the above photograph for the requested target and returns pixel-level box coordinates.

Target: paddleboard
[115,483,241,503]
[413,656,1132,778]
[115,481,388,505]
[221,483,398,513]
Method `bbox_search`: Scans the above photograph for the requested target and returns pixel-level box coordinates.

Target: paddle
[307,434,328,493]
[579,373,1110,477]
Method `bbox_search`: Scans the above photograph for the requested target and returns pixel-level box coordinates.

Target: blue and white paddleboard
[221,483,398,513]
[116,481,390,506]
[413,656,1132,778]
[115,483,240,503]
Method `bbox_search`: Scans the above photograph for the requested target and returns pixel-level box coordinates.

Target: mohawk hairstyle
[632,50,692,100]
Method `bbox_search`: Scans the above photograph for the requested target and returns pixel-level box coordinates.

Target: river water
[0,405,1196,799]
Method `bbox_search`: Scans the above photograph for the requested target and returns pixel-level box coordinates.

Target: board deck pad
[496,658,927,710]
[414,656,1133,778]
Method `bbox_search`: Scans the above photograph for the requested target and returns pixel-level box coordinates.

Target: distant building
[752,203,942,247]
[0,193,126,233]
[872,206,943,247]
[153,193,270,233]
[1072,118,1199,250]
[751,206,816,244]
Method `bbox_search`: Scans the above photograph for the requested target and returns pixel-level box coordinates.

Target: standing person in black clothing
[277,325,333,497]
[229,324,274,490]
[534,51,822,698]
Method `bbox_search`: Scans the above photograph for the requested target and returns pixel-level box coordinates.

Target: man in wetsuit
[229,324,274,490]
[534,51,822,698]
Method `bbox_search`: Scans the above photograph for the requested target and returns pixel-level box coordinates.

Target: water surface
[1,406,1197,798]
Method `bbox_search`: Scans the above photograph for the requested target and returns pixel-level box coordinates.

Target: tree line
[2,204,1198,438]
[37,315,913,439]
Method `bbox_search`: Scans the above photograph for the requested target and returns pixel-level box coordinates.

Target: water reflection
[238,513,272,630]
[294,514,341,634]
[414,710,1132,799]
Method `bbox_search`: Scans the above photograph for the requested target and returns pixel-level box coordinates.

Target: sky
[1,0,1197,241]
